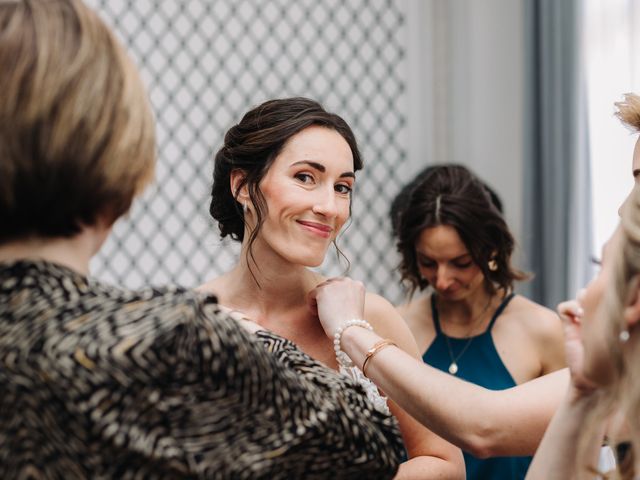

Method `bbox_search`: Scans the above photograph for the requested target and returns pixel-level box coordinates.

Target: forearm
[525,391,604,480]
[340,327,559,457]
[341,328,491,452]
[395,456,464,480]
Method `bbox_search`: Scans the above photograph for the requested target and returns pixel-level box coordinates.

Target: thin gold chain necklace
[439,297,493,375]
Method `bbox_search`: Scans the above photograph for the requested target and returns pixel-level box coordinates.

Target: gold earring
[488,259,498,272]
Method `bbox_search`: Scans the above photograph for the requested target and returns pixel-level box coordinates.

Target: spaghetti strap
[486,292,515,331]
[430,294,442,334]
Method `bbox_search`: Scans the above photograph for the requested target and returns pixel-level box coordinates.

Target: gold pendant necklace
[440,297,493,376]
[445,336,475,375]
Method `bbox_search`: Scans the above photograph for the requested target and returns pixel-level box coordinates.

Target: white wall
[405,0,526,259]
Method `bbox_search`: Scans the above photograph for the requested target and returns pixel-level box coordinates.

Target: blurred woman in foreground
[0,1,403,477]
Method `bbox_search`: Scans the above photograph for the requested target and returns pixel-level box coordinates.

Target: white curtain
[522,0,591,309]
[585,0,640,256]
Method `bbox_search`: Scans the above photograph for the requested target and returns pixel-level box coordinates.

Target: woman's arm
[525,391,604,480]
[526,299,609,479]
[365,294,465,479]
[341,325,568,457]
[530,302,567,375]
[311,278,568,457]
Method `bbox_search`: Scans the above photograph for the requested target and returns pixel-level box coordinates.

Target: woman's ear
[230,169,249,205]
[623,275,640,328]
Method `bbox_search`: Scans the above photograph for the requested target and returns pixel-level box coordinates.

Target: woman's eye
[419,260,436,269]
[454,261,473,269]
[295,173,314,183]
[335,183,352,195]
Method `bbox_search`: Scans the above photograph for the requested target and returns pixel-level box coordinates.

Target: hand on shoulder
[307,276,366,338]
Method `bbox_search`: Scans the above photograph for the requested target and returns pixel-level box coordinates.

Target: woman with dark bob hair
[389,164,566,479]
[200,98,465,478]
[0,1,407,477]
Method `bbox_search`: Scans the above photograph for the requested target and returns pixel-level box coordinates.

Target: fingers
[308,277,364,301]
[307,294,318,317]
[557,295,584,326]
[307,277,340,302]
[307,276,367,338]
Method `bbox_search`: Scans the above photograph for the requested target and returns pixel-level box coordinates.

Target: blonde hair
[0,0,155,243]
[610,185,640,480]
[616,93,640,133]
[574,93,640,479]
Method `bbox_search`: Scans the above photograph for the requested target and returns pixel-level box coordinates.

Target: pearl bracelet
[333,319,373,368]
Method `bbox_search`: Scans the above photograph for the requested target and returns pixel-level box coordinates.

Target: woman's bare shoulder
[397,293,431,316]
[508,295,560,329]
[396,293,436,354]
[505,295,565,358]
[363,291,422,356]
[197,275,231,302]
[364,291,399,319]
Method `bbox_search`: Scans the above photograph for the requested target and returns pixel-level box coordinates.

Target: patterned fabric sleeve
[0,260,403,479]
[254,330,387,403]
[158,298,404,479]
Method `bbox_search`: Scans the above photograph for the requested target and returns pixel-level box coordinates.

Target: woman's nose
[435,267,453,290]
[312,188,338,218]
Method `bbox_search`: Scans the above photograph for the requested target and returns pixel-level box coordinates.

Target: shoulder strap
[430,294,442,334]
[486,292,516,331]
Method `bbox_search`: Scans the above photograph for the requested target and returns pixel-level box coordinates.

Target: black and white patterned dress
[0,260,403,479]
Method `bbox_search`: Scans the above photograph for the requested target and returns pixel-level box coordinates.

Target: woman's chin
[304,257,325,268]
[284,252,325,268]
[583,355,615,387]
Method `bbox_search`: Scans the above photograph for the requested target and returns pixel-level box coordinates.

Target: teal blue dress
[422,293,532,480]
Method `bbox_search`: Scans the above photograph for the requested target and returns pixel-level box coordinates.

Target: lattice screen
[88,0,410,303]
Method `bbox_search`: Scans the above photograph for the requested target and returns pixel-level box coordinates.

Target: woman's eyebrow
[291,160,354,178]
[291,160,325,172]
[416,252,471,262]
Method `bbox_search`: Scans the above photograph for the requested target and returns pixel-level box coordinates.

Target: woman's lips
[297,220,332,238]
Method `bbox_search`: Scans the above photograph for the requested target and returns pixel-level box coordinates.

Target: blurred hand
[308,277,366,338]
[557,294,598,397]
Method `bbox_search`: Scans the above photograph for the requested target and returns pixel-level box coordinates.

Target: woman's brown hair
[390,163,527,297]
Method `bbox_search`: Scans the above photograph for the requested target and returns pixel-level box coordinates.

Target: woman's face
[578,227,621,385]
[415,225,485,301]
[255,126,355,267]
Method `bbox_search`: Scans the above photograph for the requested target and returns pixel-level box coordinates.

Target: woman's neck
[219,248,322,323]
[0,227,108,275]
[208,239,335,367]
[435,287,500,328]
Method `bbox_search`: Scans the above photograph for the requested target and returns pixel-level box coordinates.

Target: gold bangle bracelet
[362,339,397,378]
